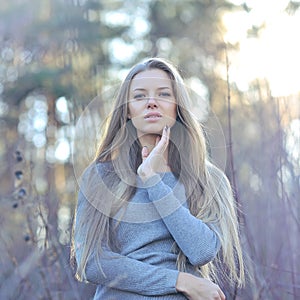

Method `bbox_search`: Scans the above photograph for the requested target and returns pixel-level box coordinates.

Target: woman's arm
[74,190,179,296]
[145,176,220,266]
[76,244,180,296]
[138,126,220,266]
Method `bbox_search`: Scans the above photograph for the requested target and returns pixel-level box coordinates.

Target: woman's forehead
[130,69,172,90]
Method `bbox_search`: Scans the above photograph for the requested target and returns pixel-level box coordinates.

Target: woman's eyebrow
[133,87,171,91]
[157,87,171,90]
[133,88,147,92]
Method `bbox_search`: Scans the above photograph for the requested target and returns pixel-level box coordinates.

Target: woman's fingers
[155,135,160,146]
[161,125,170,152]
[219,288,226,300]
[162,125,170,142]
[141,146,149,162]
[154,125,170,152]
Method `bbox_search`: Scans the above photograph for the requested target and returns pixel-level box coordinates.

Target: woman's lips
[144,112,162,119]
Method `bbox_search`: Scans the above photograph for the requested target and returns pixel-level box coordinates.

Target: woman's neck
[138,134,158,152]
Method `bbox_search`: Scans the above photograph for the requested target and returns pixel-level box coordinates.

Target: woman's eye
[133,94,146,100]
[159,92,171,97]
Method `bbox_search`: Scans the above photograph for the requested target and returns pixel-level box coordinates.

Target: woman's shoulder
[95,160,114,174]
[79,161,113,185]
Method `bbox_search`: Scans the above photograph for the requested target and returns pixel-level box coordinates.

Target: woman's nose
[147,97,158,108]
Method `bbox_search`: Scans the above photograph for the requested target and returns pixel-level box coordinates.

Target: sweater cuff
[137,173,162,188]
[165,270,180,294]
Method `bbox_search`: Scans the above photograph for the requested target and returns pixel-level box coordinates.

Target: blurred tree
[286,0,300,14]
[229,80,300,299]
[0,0,129,298]
[1,0,129,106]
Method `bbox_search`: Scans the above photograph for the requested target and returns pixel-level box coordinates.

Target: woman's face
[128,68,177,136]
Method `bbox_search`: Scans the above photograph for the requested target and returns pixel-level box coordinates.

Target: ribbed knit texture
[75,163,220,299]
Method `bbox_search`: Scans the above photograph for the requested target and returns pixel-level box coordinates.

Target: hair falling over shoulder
[72,57,245,287]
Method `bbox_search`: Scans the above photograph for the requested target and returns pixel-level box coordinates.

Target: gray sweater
[75,163,221,299]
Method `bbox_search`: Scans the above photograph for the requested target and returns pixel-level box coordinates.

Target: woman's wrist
[175,272,189,294]
[138,169,156,182]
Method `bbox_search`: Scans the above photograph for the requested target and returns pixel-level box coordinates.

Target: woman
[72,58,245,299]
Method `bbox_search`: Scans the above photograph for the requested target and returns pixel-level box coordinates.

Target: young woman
[72,58,245,299]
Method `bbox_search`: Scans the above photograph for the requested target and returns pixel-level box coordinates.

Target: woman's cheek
[130,117,142,130]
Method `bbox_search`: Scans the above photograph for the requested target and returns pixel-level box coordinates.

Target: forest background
[0,0,299,299]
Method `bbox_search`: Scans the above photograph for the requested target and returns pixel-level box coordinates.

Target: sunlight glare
[224,0,300,96]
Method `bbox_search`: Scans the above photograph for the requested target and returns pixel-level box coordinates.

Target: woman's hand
[137,125,170,181]
[176,272,226,300]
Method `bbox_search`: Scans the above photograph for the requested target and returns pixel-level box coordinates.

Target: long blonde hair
[73,57,245,287]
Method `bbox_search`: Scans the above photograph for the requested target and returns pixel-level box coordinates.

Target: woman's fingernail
[142,146,148,156]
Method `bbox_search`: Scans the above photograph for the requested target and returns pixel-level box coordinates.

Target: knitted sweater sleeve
[74,190,179,296]
[144,175,221,266]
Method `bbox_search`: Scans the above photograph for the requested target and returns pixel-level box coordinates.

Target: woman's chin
[137,128,164,137]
